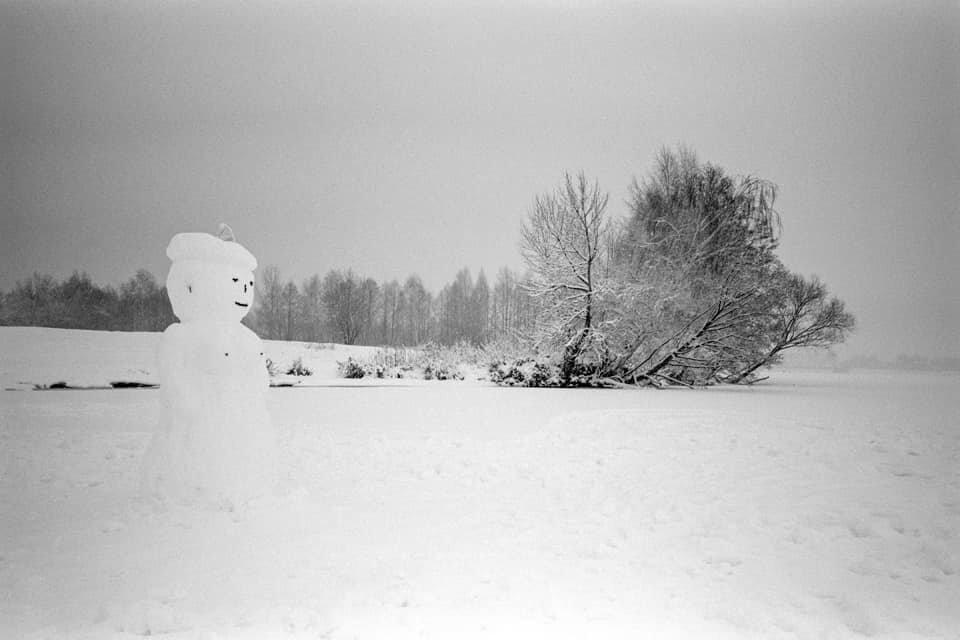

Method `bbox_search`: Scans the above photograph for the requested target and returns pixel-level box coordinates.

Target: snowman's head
[165,231,258,324]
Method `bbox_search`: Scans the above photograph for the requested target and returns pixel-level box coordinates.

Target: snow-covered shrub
[423,361,463,381]
[437,341,485,367]
[489,359,536,386]
[528,362,556,387]
[488,357,584,387]
[480,333,531,367]
[363,344,467,380]
[507,363,526,385]
[286,357,312,377]
[338,358,368,379]
[420,343,466,381]
[368,347,417,378]
[342,344,471,381]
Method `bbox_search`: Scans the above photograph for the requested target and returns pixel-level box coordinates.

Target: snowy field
[1,329,959,638]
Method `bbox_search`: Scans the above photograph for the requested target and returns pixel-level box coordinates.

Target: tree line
[0,265,536,347]
[0,270,176,332]
[248,265,535,345]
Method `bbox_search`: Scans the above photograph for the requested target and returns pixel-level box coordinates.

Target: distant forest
[0,266,536,347]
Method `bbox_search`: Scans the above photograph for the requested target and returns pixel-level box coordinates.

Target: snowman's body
[141,232,278,509]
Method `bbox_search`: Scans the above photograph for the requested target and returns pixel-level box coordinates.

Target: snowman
[141,225,279,509]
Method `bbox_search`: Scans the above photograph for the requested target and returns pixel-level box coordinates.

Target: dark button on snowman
[141,225,279,510]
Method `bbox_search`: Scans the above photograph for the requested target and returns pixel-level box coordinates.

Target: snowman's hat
[166,224,257,270]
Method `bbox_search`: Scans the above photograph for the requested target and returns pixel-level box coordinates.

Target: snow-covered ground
[1,328,958,638]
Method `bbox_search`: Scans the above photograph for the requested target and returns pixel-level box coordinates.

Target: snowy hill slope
[0,327,382,390]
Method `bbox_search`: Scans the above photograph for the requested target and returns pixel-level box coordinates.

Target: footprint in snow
[705,555,743,576]
[846,519,875,539]
[101,598,189,636]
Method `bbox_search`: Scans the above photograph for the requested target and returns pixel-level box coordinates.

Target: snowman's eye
[232,277,239,282]
[249,281,254,287]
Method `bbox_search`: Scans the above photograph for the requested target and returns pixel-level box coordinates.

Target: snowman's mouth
[234,302,249,307]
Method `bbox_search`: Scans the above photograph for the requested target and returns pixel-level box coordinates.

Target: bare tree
[470,270,491,344]
[319,270,381,345]
[299,274,325,342]
[439,268,473,345]
[610,148,783,385]
[280,281,299,341]
[521,172,610,381]
[724,272,855,383]
[358,278,379,344]
[491,268,517,336]
[401,275,431,345]
[253,265,284,339]
[380,279,402,345]
[118,269,174,331]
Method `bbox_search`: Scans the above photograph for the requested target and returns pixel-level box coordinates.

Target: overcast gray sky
[2,1,957,358]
